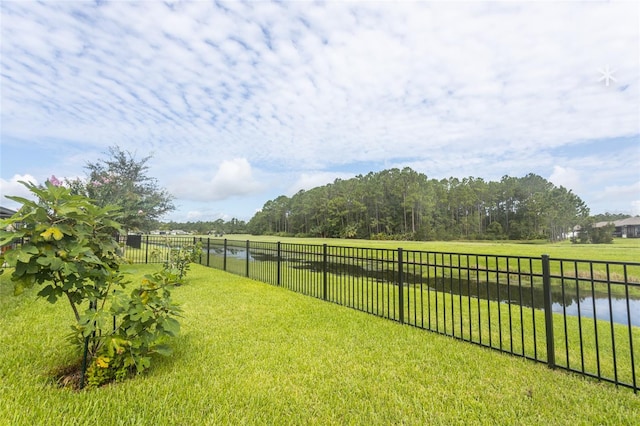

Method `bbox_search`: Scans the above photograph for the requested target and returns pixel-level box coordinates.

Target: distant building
[594,217,640,238]
[1,206,19,255]
[0,206,17,219]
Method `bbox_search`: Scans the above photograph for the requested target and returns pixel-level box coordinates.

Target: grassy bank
[1,264,639,424]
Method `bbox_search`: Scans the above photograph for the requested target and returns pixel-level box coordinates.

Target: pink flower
[49,175,62,186]
[137,210,144,215]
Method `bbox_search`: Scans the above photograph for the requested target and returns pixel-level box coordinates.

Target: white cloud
[601,182,640,198]
[287,172,356,196]
[184,209,233,222]
[1,1,638,219]
[0,174,39,209]
[3,1,637,168]
[595,181,640,214]
[186,210,204,221]
[549,166,583,192]
[209,158,264,198]
[169,158,264,202]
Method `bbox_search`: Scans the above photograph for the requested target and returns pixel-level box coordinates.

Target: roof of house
[0,206,17,219]
[614,217,640,226]
[594,217,640,227]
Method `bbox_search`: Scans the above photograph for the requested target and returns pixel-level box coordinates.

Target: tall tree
[70,146,174,232]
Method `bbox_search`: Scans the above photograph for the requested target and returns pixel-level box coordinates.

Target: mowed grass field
[1,264,639,425]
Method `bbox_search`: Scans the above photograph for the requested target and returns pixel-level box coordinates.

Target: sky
[1,0,639,223]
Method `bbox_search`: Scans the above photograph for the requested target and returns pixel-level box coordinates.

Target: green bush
[0,180,181,388]
[151,239,202,284]
[83,269,182,387]
[573,223,614,244]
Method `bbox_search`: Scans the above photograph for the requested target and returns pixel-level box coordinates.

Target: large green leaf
[0,230,25,246]
[20,244,39,255]
[17,251,35,263]
[14,261,26,276]
[37,284,61,304]
[36,256,52,266]
[151,344,173,357]
[26,261,40,274]
[161,317,180,337]
[13,281,25,296]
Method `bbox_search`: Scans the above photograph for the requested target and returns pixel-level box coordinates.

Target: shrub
[151,239,202,284]
[573,223,615,244]
[0,180,181,388]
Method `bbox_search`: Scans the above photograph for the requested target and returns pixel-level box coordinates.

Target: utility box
[126,234,142,249]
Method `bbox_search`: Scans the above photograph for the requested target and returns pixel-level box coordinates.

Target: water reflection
[553,298,640,327]
[208,249,639,326]
[207,247,255,261]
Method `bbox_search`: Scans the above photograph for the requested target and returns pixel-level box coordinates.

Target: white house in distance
[1,206,19,256]
[594,217,640,238]
[149,229,191,235]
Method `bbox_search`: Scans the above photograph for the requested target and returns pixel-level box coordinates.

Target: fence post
[206,238,210,267]
[144,235,149,264]
[223,239,228,271]
[542,254,555,369]
[398,248,404,324]
[80,334,90,390]
[245,240,250,277]
[322,244,328,300]
[80,299,98,390]
[277,241,281,286]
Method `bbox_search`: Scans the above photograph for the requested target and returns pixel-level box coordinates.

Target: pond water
[413,276,640,327]
[552,297,640,327]
[208,249,640,326]
[208,247,255,260]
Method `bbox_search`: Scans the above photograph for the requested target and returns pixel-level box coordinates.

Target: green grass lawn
[3,264,638,425]
[233,254,640,388]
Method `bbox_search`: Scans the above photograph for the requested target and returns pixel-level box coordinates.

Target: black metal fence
[124,235,640,392]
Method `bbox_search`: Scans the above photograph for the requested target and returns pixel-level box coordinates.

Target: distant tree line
[56,147,624,243]
[247,168,590,241]
[589,213,631,223]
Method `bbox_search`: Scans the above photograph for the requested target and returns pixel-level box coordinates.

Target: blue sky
[1,0,639,222]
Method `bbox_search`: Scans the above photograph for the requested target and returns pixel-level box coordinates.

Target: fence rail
[124,235,639,392]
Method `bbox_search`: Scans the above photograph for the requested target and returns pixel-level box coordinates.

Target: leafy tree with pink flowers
[68,146,174,232]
